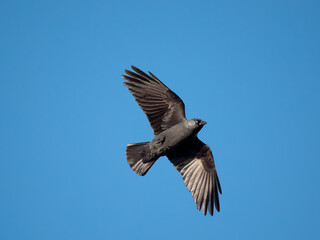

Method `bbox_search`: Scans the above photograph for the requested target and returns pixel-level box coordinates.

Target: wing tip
[131,65,139,72]
[122,75,130,82]
[124,69,132,75]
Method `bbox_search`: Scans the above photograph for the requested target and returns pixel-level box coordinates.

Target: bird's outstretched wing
[122,66,186,135]
[167,138,222,216]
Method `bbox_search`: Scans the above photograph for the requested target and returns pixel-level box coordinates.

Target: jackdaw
[122,66,222,216]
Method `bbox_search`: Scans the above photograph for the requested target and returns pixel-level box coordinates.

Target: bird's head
[187,118,207,134]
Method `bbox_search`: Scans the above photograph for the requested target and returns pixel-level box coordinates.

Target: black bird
[122,66,222,216]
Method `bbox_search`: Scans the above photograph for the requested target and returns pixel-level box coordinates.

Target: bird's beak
[201,120,207,126]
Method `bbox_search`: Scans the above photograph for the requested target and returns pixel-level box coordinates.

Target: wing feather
[123,66,186,135]
[202,174,210,215]
[168,138,221,216]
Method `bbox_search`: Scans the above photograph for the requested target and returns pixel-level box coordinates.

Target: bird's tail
[126,142,159,176]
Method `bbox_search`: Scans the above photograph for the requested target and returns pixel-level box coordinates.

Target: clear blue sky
[1,0,320,239]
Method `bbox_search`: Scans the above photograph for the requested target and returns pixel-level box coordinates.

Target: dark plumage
[123,66,222,216]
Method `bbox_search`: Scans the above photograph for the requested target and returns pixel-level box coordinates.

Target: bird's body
[149,119,205,158]
[123,66,222,216]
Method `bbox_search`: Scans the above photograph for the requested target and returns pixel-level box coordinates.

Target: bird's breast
[150,122,194,156]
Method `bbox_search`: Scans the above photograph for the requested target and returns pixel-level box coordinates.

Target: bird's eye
[195,120,199,124]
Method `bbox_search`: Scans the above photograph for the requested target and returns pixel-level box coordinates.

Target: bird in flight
[122,66,222,216]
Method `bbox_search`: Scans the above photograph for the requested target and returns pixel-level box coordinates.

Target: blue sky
[1,0,320,239]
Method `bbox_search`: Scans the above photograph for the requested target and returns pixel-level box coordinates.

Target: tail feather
[126,142,158,176]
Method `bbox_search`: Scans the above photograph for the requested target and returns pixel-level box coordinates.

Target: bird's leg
[155,136,171,155]
[155,136,165,145]
[141,138,164,163]
[145,135,168,161]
